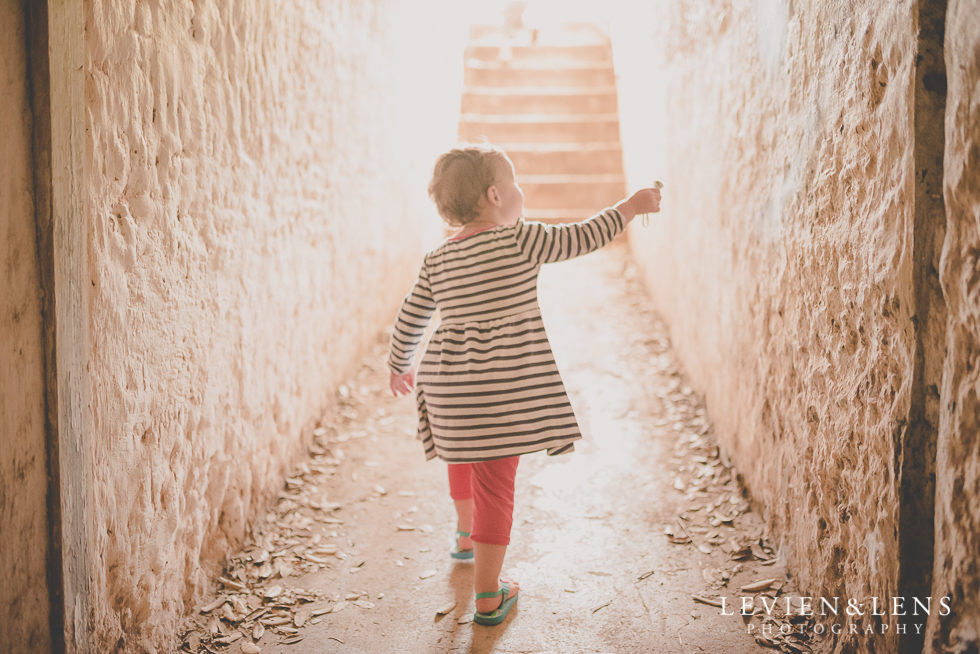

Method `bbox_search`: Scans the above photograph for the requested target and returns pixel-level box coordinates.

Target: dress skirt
[414,308,581,463]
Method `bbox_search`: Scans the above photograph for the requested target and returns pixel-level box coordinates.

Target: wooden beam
[898,0,948,651]
[27,1,90,652]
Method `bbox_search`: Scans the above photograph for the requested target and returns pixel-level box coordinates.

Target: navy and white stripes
[388,208,626,462]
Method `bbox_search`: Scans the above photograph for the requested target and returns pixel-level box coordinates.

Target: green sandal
[450,530,474,561]
[473,582,519,626]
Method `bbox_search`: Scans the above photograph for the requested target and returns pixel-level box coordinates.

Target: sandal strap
[456,530,471,538]
[475,582,509,601]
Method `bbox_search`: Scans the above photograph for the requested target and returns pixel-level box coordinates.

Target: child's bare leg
[473,543,519,613]
[454,499,474,550]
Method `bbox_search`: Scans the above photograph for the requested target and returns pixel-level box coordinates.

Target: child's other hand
[615,187,662,222]
[390,370,416,397]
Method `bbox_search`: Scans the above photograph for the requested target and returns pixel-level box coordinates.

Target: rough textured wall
[84,1,460,650]
[619,1,917,650]
[0,2,53,652]
[927,1,980,650]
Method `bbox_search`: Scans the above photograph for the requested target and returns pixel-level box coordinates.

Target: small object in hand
[642,180,664,226]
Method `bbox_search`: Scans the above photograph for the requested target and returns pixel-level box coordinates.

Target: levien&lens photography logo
[719,595,953,637]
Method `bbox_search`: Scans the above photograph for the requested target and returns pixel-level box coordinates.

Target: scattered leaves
[293,610,310,628]
[177,401,368,652]
[662,375,817,653]
[740,578,778,593]
[692,594,724,608]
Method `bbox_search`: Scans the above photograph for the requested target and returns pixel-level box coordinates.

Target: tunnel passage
[3,2,979,653]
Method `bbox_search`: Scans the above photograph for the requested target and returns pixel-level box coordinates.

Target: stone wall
[618,1,921,650]
[0,3,53,652]
[927,0,980,650]
[84,1,462,650]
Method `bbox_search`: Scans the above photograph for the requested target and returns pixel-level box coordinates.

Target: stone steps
[521,209,595,223]
[464,64,617,89]
[520,175,627,211]
[503,143,624,175]
[467,21,608,43]
[459,114,622,143]
[459,22,626,225]
[461,87,619,115]
[465,44,612,63]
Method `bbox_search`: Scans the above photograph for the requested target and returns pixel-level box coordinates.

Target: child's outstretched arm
[387,264,436,396]
[515,186,662,264]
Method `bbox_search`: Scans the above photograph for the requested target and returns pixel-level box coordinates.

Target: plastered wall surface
[0,2,53,651]
[84,1,461,649]
[927,0,980,649]
[620,1,917,650]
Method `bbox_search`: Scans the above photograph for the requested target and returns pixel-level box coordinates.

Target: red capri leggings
[447,457,520,546]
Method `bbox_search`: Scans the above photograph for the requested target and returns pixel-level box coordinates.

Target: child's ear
[486,185,501,206]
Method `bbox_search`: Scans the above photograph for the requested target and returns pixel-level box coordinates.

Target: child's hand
[390,370,416,397]
[615,187,662,222]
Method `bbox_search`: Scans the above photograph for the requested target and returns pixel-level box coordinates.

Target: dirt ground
[180,243,823,654]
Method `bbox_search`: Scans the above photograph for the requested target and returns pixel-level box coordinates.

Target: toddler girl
[388,143,661,625]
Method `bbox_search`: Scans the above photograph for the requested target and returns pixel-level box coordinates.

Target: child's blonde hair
[428,143,509,227]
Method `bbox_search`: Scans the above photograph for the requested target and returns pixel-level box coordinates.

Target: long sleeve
[387,264,437,374]
[514,208,626,265]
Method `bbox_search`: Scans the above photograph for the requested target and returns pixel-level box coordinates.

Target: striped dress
[387,208,626,463]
